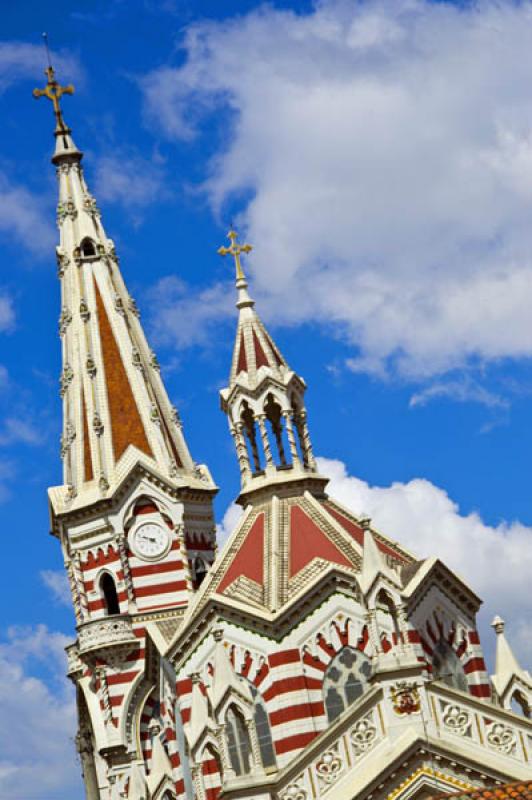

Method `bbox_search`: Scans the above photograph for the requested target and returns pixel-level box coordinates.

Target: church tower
[36,68,531,800]
[35,67,217,799]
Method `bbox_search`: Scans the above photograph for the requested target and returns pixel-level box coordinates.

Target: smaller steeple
[491,616,532,715]
[218,229,318,500]
[359,518,401,595]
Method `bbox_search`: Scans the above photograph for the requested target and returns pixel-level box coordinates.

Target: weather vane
[33,33,75,131]
[218,227,253,282]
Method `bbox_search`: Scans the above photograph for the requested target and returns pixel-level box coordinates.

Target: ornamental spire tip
[33,35,75,134]
[217,228,252,284]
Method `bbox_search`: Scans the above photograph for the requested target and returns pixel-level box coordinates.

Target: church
[33,63,532,800]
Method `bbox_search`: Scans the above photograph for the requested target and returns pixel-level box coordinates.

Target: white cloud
[216,502,244,546]
[0,40,82,94]
[317,455,532,668]
[0,416,43,446]
[409,377,509,410]
[41,570,71,607]
[0,625,81,800]
[142,0,532,379]
[0,173,55,256]
[92,151,167,212]
[0,293,14,333]
[147,275,234,349]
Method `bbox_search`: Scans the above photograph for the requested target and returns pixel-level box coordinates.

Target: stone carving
[171,406,182,427]
[486,721,517,755]
[128,297,140,317]
[350,715,378,755]
[79,298,90,322]
[99,473,109,492]
[60,363,74,397]
[390,682,420,715]
[114,293,126,317]
[150,350,160,371]
[57,197,77,225]
[86,354,97,378]
[60,421,76,459]
[93,412,104,437]
[78,616,137,658]
[56,251,70,278]
[83,194,100,218]
[132,347,143,371]
[150,403,161,426]
[58,306,72,335]
[279,784,308,800]
[315,747,344,789]
[442,703,472,738]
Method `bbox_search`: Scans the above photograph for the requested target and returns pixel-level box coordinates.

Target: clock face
[132,522,169,560]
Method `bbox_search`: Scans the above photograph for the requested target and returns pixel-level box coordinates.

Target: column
[231,423,251,482]
[297,409,316,470]
[282,411,301,466]
[256,414,274,468]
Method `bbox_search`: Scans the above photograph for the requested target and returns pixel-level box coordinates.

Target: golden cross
[217,229,252,282]
[33,66,74,130]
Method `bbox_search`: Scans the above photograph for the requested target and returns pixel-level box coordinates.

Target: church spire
[35,65,214,508]
[218,228,317,500]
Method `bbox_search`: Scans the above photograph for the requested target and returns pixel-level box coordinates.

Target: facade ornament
[350,716,378,755]
[315,747,344,789]
[114,293,126,317]
[169,459,180,479]
[108,244,119,264]
[486,722,517,755]
[131,347,143,372]
[98,473,109,492]
[95,667,113,726]
[79,298,90,322]
[56,197,77,225]
[280,785,308,800]
[92,412,104,437]
[56,251,70,278]
[390,682,421,715]
[60,421,76,459]
[86,353,97,378]
[128,297,140,317]
[117,534,135,605]
[150,403,161,426]
[58,306,72,336]
[66,482,77,501]
[149,350,160,371]
[56,162,72,177]
[60,363,74,397]
[171,406,182,427]
[83,194,100,218]
[442,703,472,738]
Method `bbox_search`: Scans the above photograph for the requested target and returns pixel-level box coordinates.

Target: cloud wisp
[141,0,532,380]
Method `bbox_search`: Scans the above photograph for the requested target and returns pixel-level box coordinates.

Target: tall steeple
[218,229,318,501]
[34,67,213,508]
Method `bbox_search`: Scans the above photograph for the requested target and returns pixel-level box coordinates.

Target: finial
[492,615,505,635]
[33,35,75,133]
[218,228,252,283]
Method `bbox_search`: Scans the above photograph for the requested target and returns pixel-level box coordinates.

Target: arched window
[264,394,287,467]
[194,557,208,589]
[225,706,252,776]
[100,572,120,616]
[323,647,372,723]
[510,690,530,718]
[375,589,401,644]
[80,238,96,258]
[432,638,468,692]
[248,683,276,770]
[241,402,261,474]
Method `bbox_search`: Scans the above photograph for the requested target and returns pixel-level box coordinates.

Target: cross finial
[33,37,74,132]
[217,228,252,282]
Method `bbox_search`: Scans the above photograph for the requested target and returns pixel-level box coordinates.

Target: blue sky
[1,1,532,796]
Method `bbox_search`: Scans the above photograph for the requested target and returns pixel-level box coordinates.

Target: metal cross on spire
[218,228,252,282]
[33,34,74,132]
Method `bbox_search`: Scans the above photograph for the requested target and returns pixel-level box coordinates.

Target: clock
[131,522,170,560]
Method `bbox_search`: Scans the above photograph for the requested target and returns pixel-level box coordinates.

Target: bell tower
[34,65,217,798]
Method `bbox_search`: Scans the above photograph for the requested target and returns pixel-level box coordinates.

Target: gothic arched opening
[510,689,531,718]
[323,646,372,723]
[100,572,120,615]
[264,393,288,467]
[248,682,276,771]
[225,705,252,776]
[375,589,401,645]
[241,401,262,474]
[80,237,96,258]
[193,557,208,589]
[432,638,468,692]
